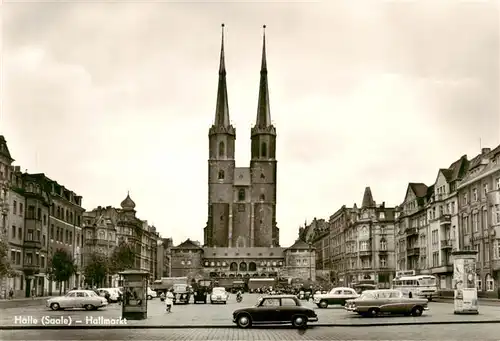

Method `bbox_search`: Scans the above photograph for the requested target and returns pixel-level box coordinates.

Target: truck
[213,278,234,291]
[192,279,213,304]
[248,278,276,291]
[231,280,245,293]
[151,277,188,295]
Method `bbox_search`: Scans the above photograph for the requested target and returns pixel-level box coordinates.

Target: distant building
[82,194,162,285]
[158,237,173,277]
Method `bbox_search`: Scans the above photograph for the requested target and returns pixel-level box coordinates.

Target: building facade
[456,146,500,296]
[158,237,173,278]
[204,25,279,249]
[82,194,161,286]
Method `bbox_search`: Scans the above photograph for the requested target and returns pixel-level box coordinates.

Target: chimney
[482,148,491,155]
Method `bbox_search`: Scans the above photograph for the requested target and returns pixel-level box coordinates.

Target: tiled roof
[174,239,203,250]
[409,183,428,198]
[287,239,313,250]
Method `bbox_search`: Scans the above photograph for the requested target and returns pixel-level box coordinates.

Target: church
[170,25,315,283]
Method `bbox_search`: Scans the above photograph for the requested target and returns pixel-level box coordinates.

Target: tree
[0,237,15,280]
[109,240,135,273]
[83,252,108,288]
[46,249,77,295]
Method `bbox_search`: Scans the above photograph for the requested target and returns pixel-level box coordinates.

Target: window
[496,178,500,190]
[484,183,489,196]
[260,173,265,179]
[473,213,479,232]
[26,253,32,265]
[41,256,45,268]
[10,251,15,262]
[11,225,15,239]
[27,205,35,219]
[19,203,23,216]
[37,208,42,220]
[218,170,224,180]
[238,189,245,201]
[380,239,387,250]
[432,252,439,267]
[261,298,279,306]
[486,274,494,291]
[259,194,265,201]
[379,256,387,267]
[13,201,16,215]
[281,298,297,306]
[379,212,385,219]
[261,142,267,158]
[463,194,468,205]
[43,215,46,225]
[476,275,482,291]
[18,227,22,240]
[473,188,478,202]
[218,141,225,158]
[27,230,33,241]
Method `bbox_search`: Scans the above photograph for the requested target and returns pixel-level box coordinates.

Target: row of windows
[461,178,500,205]
[217,141,270,158]
[13,201,82,226]
[10,250,46,268]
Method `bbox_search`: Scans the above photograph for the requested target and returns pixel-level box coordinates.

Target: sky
[1,1,499,248]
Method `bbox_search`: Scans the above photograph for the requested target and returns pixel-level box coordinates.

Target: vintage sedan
[47,290,108,311]
[210,287,229,304]
[313,287,359,308]
[232,295,318,329]
[173,284,191,304]
[345,289,429,317]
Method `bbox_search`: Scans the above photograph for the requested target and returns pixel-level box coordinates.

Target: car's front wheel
[292,315,307,328]
[411,306,423,317]
[147,295,153,300]
[236,314,252,328]
[50,303,60,311]
[84,304,95,311]
[318,300,328,308]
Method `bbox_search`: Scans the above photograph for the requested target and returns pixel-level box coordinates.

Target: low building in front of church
[170,239,316,283]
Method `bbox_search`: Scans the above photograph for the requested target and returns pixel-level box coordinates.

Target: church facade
[170,26,315,283]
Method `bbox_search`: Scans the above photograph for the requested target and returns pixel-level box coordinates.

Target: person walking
[165,289,174,313]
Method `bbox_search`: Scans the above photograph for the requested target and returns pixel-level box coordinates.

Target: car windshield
[174,284,187,292]
[213,289,225,294]
[65,291,76,297]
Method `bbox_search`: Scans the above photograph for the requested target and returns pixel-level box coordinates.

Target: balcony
[22,264,40,275]
[405,227,418,236]
[430,265,452,274]
[378,249,388,254]
[359,250,372,257]
[487,189,500,205]
[439,214,451,226]
[440,239,453,249]
[407,247,420,257]
[24,240,42,249]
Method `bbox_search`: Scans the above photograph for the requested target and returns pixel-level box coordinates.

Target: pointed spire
[255,25,271,128]
[361,187,375,208]
[214,23,230,127]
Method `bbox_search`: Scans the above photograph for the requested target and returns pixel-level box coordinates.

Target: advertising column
[452,250,479,315]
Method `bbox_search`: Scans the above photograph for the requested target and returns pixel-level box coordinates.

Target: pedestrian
[8,288,13,300]
[165,289,174,313]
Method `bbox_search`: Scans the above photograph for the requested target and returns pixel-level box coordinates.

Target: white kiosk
[452,250,479,314]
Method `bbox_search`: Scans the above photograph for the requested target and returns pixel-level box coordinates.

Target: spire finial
[219,23,226,75]
[261,25,267,71]
[213,23,230,127]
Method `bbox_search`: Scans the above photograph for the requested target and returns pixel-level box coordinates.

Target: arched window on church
[261,142,267,157]
[238,189,245,201]
[218,170,225,180]
[259,194,265,201]
[218,141,225,158]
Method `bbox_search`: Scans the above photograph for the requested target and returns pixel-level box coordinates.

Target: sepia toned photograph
[0,1,499,340]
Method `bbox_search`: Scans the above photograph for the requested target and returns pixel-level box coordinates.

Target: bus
[392,275,437,300]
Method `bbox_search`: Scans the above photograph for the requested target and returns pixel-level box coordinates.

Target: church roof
[361,187,375,208]
[174,239,203,250]
[255,25,271,129]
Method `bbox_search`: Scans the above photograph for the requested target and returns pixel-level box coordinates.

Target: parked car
[313,287,359,308]
[47,290,108,311]
[210,287,229,304]
[96,288,120,303]
[147,287,157,300]
[232,295,318,329]
[344,289,429,317]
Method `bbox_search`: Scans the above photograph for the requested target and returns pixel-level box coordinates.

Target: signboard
[396,270,415,278]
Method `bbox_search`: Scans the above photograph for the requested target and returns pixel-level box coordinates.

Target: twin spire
[214,24,271,129]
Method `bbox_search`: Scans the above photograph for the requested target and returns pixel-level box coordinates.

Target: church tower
[250,26,279,247]
[205,24,236,247]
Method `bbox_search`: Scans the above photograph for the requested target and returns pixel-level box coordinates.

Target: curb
[2,320,500,329]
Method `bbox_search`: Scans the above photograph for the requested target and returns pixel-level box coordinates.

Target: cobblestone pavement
[1,323,500,340]
[1,294,499,327]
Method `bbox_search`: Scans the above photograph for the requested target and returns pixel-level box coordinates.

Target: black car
[232,295,318,329]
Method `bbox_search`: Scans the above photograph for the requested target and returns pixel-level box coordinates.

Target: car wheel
[368,308,379,317]
[50,303,60,311]
[84,304,95,311]
[236,314,252,328]
[319,300,328,309]
[411,306,423,317]
[292,315,307,328]
[147,295,153,300]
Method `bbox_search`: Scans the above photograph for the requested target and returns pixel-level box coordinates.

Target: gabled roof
[286,239,313,250]
[174,239,203,250]
[409,183,428,198]
[0,136,14,162]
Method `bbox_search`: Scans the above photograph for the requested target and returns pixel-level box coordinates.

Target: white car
[97,288,120,302]
[147,287,157,300]
[47,290,108,311]
[313,287,359,308]
[210,287,228,304]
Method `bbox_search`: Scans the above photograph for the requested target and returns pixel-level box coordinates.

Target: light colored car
[147,287,157,300]
[313,287,359,308]
[210,287,229,304]
[47,290,108,311]
[97,288,120,302]
[344,289,429,317]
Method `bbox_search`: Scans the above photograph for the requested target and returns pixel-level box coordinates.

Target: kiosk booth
[452,250,479,315]
[119,270,149,320]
